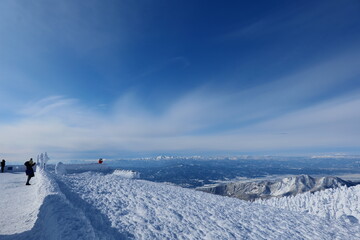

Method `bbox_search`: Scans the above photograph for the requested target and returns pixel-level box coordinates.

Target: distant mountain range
[197,175,359,201]
[108,157,360,188]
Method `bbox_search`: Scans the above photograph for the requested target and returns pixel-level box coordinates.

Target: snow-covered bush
[55,162,67,175]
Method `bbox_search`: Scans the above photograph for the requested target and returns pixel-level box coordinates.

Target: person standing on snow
[24,158,36,185]
[1,159,5,172]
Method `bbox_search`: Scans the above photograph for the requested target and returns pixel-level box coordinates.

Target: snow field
[2,170,360,239]
[59,172,360,240]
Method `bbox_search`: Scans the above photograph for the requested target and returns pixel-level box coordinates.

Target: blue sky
[1,0,360,162]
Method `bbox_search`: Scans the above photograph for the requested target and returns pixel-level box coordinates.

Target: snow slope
[1,170,360,239]
[257,184,360,222]
[197,175,356,201]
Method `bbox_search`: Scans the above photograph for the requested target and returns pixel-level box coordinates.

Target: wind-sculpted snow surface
[58,172,360,240]
[256,185,360,223]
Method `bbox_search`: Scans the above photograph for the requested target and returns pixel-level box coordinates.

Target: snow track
[0,172,41,234]
[54,177,132,239]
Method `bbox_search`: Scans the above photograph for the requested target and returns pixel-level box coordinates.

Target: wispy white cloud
[19,96,78,117]
[1,46,360,162]
[1,91,359,162]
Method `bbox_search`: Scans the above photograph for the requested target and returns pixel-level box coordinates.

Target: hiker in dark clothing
[24,158,36,185]
[1,159,5,173]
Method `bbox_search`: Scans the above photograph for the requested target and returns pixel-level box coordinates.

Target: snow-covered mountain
[197,175,358,201]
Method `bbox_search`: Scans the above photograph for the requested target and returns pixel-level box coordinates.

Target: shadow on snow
[0,177,134,240]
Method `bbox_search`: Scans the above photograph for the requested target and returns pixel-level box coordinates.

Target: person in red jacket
[98,158,103,164]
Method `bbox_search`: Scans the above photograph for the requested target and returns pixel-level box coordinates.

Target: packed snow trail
[0,172,41,234]
[57,171,360,240]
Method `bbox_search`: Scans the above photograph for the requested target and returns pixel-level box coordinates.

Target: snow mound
[112,169,139,179]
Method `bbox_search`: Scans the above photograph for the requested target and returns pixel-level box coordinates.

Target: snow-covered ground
[256,184,360,222]
[0,172,41,234]
[1,169,360,239]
